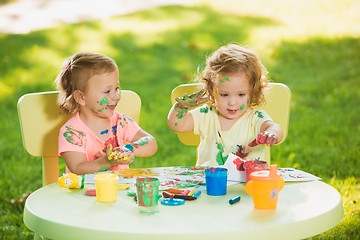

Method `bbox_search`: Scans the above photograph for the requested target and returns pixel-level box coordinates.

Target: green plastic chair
[170,82,291,165]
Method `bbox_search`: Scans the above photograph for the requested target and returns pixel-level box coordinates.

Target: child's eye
[220,93,228,97]
[104,90,110,94]
[239,93,245,97]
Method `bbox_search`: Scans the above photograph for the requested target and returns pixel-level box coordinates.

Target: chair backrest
[17,90,141,186]
[170,82,291,165]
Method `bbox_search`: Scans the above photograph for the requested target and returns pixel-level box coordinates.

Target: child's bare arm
[248,121,283,147]
[167,89,208,132]
[261,120,283,144]
[124,129,157,157]
[62,151,114,175]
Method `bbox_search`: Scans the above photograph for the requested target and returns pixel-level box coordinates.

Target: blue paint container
[205,167,228,196]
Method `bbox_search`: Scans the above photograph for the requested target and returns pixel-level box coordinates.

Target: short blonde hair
[198,44,268,107]
[55,52,118,115]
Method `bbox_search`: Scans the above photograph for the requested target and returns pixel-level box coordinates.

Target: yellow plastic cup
[245,164,284,210]
[95,173,118,203]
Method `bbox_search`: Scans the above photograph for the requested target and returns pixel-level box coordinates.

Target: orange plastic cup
[245,164,284,210]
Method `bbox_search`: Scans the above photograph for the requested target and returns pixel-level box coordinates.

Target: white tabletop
[24,180,343,240]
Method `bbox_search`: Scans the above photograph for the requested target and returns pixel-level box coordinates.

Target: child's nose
[228,96,237,106]
[113,91,121,101]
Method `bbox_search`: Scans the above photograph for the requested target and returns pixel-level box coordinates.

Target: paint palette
[161,198,185,206]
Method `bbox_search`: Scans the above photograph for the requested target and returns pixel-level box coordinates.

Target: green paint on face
[220,76,230,83]
[240,104,245,111]
[98,108,104,112]
[98,97,109,105]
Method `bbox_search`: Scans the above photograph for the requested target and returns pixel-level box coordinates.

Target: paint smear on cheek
[240,104,245,110]
[97,97,109,112]
[98,97,109,105]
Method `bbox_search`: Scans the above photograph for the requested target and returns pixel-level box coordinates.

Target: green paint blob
[256,111,264,118]
[240,104,245,110]
[216,143,228,165]
[200,107,209,113]
[63,126,84,146]
[99,166,111,172]
[220,76,230,83]
[98,97,109,105]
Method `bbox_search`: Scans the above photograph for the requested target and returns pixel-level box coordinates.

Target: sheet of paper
[222,153,321,182]
[85,166,207,190]
[84,165,321,191]
[278,168,322,182]
[223,153,246,182]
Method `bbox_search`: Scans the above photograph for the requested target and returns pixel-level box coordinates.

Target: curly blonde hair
[198,44,269,108]
[55,52,118,115]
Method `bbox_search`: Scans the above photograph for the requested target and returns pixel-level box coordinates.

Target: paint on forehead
[220,76,230,83]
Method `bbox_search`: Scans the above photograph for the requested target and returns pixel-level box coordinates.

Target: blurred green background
[0,0,359,239]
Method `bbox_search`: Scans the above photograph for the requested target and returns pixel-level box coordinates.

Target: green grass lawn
[1,0,359,239]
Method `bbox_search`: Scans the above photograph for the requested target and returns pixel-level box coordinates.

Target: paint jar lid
[161,198,185,206]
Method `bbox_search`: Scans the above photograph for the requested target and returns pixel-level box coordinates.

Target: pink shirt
[58,112,141,173]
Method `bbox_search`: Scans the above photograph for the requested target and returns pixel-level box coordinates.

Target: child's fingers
[116,159,133,165]
[257,132,268,144]
[248,139,258,147]
[265,136,273,146]
[198,96,209,104]
[269,137,277,147]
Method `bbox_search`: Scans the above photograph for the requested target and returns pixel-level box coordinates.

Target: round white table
[24,181,343,240]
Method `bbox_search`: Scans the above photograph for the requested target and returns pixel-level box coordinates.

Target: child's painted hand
[175,89,209,108]
[248,131,277,147]
[174,89,209,119]
[234,145,251,159]
[106,144,134,165]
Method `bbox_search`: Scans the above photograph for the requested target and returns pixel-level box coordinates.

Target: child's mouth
[228,109,237,114]
[107,105,116,111]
